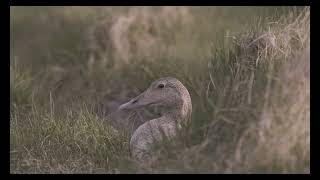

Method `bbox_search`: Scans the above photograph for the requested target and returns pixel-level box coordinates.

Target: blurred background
[10,7,300,111]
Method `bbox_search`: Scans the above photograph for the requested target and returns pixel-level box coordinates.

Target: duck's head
[119,77,192,121]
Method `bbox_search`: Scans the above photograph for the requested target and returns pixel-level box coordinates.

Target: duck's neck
[160,99,192,126]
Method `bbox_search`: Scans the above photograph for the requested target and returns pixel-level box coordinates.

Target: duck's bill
[118,93,145,110]
[118,100,136,110]
[118,92,158,111]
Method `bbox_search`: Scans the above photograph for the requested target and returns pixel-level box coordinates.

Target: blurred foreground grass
[10,6,309,173]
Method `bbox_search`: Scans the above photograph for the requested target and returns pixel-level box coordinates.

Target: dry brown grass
[10,7,309,173]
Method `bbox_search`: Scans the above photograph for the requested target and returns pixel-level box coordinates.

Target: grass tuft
[10,7,309,173]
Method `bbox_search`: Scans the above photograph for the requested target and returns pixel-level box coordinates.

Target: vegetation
[10,6,309,173]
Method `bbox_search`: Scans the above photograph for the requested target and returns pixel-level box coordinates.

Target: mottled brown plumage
[118,77,192,162]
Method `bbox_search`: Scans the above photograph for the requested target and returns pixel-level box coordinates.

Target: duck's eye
[158,84,165,88]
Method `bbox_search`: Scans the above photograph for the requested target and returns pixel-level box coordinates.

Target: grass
[10,6,309,173]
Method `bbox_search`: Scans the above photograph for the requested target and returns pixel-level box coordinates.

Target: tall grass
[10,6,309,173]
